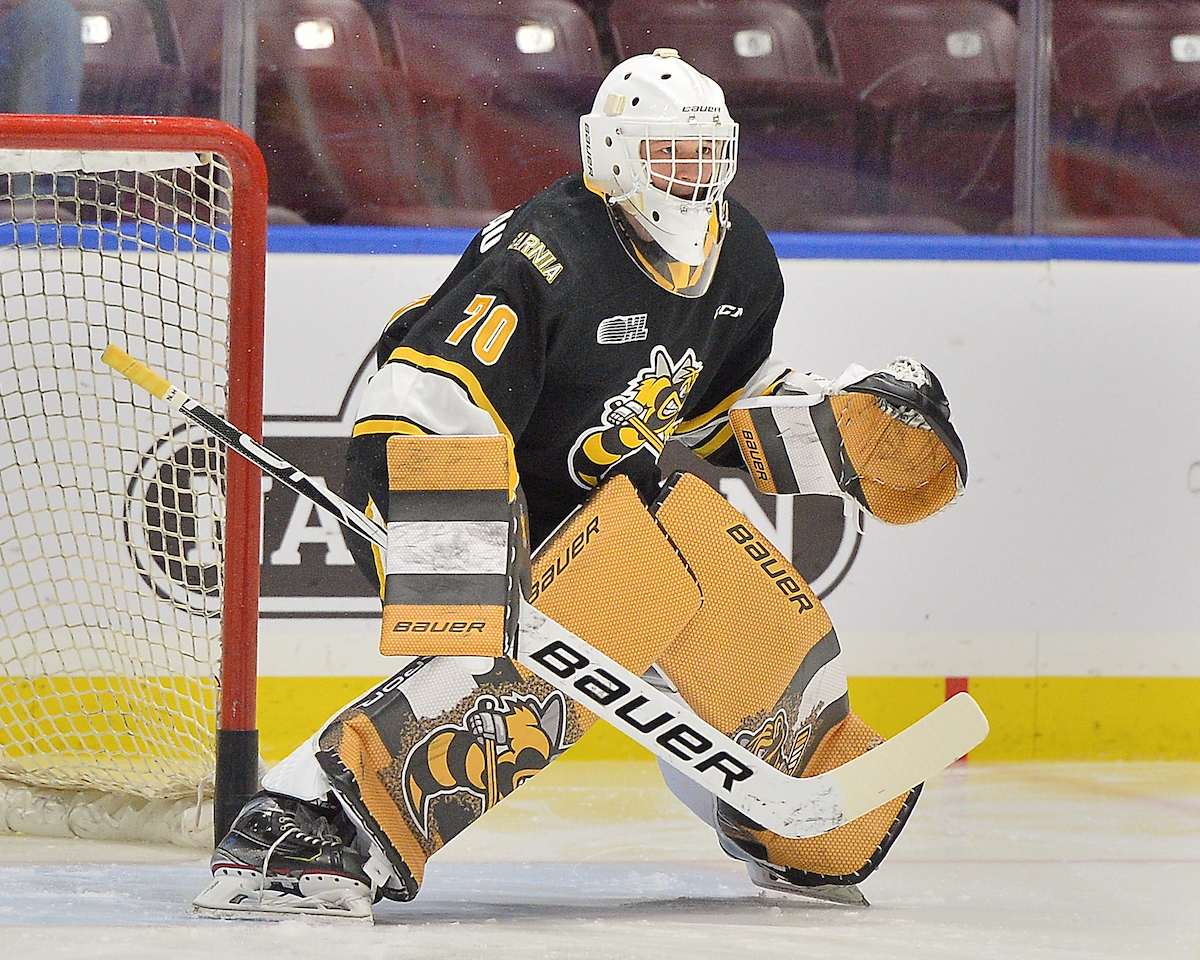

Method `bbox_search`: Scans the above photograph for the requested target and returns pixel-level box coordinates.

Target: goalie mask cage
[0,116,266,847]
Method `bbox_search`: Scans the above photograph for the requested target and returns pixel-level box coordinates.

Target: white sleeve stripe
[741,356,791,398]
[672,418,727,448]
[356,362,500,437]
[673,356,789,449]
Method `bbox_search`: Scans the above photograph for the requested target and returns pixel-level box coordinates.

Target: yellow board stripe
[0,676,217,791]
[16,676,1195,771]
[253,676,1200,764]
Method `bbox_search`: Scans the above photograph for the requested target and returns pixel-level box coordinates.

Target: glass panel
[822,0,1020,234]
[236,0,1024,233]
[0,0,194,118]
[1050,0,1200,236]
[15,2,1198,234]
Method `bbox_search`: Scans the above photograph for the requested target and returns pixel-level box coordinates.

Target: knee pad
[650,472,918,884]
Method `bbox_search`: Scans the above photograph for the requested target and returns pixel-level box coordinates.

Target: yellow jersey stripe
[676,385,744,434]
[694,421,734,460]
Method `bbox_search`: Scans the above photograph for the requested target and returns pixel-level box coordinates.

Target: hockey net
[0,116,266,846]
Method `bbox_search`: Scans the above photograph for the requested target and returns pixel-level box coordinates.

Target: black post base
[213,727,260,846]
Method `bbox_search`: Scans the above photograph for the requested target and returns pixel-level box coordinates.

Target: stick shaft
[103,345,387,549]
[103,345,988,839]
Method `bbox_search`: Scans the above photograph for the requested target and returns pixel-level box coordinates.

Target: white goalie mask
[580,48,739,298]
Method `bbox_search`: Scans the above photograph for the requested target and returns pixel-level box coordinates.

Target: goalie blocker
[730,358,967,525]
[379,434,526,657]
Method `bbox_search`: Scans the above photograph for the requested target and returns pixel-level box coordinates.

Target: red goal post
[0,115,266,845]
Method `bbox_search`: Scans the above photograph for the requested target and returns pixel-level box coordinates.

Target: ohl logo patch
[402,691,567,837]
[569,344,702,489]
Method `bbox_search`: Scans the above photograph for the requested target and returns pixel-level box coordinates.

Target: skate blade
[748,864,869,906]
[190,877,374,923]
[756,881,869,907]
[765,882,870,907]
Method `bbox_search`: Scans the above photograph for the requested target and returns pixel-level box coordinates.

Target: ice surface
[1,761,1197,960]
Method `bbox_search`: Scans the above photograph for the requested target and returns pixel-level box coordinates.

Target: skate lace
[257,811,341,905]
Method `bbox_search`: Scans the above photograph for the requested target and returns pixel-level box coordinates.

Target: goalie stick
[102,344,989,839]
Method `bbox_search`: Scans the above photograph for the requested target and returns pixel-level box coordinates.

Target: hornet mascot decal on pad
[403,692,568,837]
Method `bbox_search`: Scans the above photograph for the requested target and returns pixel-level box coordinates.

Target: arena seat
[252,0,430,224]
[166,0,433,225]
[68,0,190,115]
[824,0,1019,232]
[382,0,608,216]
[605,0,861,231]
[1054,0,1200,131]
[607,0,826,89]
[1052,0,1200,234]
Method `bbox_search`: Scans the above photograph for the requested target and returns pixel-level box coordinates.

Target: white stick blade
[828,692,989,821]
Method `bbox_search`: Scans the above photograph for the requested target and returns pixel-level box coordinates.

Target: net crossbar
[0,117,265,845]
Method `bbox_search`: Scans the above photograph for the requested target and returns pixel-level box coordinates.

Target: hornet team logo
[569,344,703,488]
[403,691,568,837]
[737,709,812,776]
[124,424,226,617]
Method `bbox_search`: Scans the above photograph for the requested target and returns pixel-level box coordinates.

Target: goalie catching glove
[730,358,966,525]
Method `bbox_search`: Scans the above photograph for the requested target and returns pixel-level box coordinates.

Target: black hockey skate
[190,792,375,921]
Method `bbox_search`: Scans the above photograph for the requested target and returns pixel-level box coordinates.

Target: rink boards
[231,229,1200,762]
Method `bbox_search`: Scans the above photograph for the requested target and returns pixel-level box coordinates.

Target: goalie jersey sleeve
[345,174,784,571]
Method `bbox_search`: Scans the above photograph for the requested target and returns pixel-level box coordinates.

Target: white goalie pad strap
[776,363,872,398]
[728,393,844,497]
[385,520,510,575]
[740,356,792,398]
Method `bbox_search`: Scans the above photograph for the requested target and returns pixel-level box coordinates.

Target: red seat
[608,0,827,89]
[68,0,190,115]
[174,0,433,225]
[1052,0,1200,234]
[383,0,607,216]
[606,0,861,231]
[1054,0,1200,124]
[253,0,430,224]
[172,0,431,225]
[825,0,1019,231]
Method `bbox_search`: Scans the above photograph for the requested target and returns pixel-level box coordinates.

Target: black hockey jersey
[346,173,784,561]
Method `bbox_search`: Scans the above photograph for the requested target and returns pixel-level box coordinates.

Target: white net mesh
[0,153,235,816]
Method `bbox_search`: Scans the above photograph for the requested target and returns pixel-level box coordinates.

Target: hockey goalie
[191,49,970,921]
